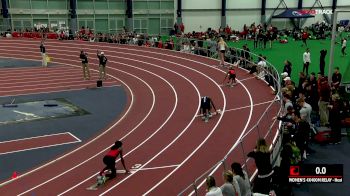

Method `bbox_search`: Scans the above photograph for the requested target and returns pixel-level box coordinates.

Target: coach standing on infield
[80,50,90,80]
[40,42,47,67]
[97,50,108,80]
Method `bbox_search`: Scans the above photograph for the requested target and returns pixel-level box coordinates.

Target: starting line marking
[116,164,179,174]
[195,99,277,118]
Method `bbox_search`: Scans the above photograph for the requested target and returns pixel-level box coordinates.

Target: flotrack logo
[294,9,333,15]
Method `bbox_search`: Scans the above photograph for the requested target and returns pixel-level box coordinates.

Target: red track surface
[0,39,280,195]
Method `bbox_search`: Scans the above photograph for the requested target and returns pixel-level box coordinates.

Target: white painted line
[138,164,179,171]
[12,110,40,118]
[117,164,179,173]
[0,132,76,144]
[0,73,93,85]
[225,100,275,112]
[0,132,81,156]
[67,132,82,143]
[1,42,230,196]
[8,56,159,196]
[57,54,202,196]
[0,79,117,90]
[0,81,118,93]
[0,84,121,98]
[0,69,83,79]
[0,41,256,196]
[0,58,138,192]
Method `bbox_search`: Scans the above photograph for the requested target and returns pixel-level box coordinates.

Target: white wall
[181,0,350,33]
[183,0,220,10]
[182,11,221,32]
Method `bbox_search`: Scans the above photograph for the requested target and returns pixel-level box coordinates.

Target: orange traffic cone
[11,171,18,179]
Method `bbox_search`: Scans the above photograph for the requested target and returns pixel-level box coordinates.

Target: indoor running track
[0,39,280,196]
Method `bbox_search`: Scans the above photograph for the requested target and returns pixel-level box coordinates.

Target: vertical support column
[297,0,303,9]
[1,0,10,31]
[329,10,338,84]
[176,0,182,24]
[297,0,303,29]
[331,0,337,23]
[261,0,266,25]
[126,0,133,32]
[69,0,77,34]
[221,0,226,28]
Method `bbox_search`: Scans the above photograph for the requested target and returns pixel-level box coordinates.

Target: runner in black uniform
[200,96,217,122]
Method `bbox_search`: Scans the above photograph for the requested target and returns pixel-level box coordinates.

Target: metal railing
[0,33,284,195]
[165,37,284,195]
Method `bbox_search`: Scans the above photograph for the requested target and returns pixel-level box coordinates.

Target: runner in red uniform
[223,66,237,87]
[99,140,129,179]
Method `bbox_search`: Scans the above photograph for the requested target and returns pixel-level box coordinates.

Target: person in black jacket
[97,50,108,80]
[282,60,292,77]
[40,42,47,67]
[80,50,90,80]
[248,138,273,194]
[319,49,327,76]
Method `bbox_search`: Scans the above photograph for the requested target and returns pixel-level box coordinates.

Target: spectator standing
[298,72,307,93]
[303,48,311,75]
[301,30,309,47]
[231,162,252,196]
[248,139,273,195]
[220,170,241,196]
[282,60,292,77]
[218,37,228,66]
[298,97,312,125]
[318,77,331,126]
[40,42,47,67]
[307,72,319,111]
[341,38,347,56]
[319,49,327,76]
[97,50,108,80]
[206,176,223,196]
[331,67,342,90]
[329,94,342,144]
[80,50,90,80]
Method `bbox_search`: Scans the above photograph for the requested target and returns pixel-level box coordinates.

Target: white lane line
[138,164,180,171]
[194,100,275,118]
[16,59,158,196]
[0,132,76,144]
[0,84,120,98]
[0,73,94,85]
[0,42,239,196]
[225,100,275,112]
[67,132,82,143]
[0,68,81,79]
[3,40,274,194]
[58,57,187,196]
[0,81,118,93]
[0,58,138,191]
[0,132,81,156]
[1,42,228,196]
[0,80,117,90]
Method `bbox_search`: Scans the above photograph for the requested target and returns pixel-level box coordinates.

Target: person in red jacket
[99,140,129,179]
[302,31,309,47]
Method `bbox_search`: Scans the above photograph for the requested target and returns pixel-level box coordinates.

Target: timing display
[288,164,343,183]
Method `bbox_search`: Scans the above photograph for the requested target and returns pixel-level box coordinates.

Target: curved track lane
[0,39,278,195]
